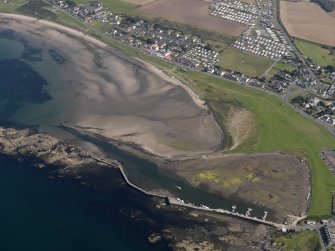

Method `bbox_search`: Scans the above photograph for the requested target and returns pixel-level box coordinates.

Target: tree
[325,65,335,72]
[204,44,213,51]
[292,95,305,104]
[312,0,335,12]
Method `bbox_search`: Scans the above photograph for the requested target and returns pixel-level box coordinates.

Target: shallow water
[0,22,271,250]
[0,19,223,156]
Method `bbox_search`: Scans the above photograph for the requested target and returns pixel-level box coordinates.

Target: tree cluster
[312,0,335,12]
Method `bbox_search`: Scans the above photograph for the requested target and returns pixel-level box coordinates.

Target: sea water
[0,31,171,250]
[0,27,271,250]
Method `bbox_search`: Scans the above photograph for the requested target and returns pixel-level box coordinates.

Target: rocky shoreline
[0,126,105,168]
[0,125,272,250]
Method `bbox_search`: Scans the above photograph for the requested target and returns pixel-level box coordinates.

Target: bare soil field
[280,1,335,46]
[226,108,255,150]
[168,153,310,221]
[138,0,247,36]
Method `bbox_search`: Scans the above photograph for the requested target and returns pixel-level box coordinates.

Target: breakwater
[91,156,282,229]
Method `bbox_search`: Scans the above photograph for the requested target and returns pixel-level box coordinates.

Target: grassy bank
[295,39,335,67]
[174,70,335,216]
[0,0,26,13]
[272,231,321,251]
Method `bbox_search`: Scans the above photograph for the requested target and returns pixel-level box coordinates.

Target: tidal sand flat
[0,14,223,157]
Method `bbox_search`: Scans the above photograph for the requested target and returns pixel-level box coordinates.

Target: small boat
[176,186,182,190]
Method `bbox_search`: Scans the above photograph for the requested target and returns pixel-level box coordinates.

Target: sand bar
[0,13,224,158]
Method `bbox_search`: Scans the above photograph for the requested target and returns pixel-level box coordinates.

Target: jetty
[167,197,281,228]
[91,156,167,199]
[91,156,282,229]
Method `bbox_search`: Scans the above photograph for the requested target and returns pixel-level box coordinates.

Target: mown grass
[295,39,335,67]
[216,47,274,77]
[272,231,321,251]
[174,69,335,216]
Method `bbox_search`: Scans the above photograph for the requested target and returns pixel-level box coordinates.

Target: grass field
[217,47,274,77]
[295,39,335,67]
[266,62,295,79]
[54,10,89,31]
[272,231,321,251]
[274,62,295,72]
[174,69,335,216]
[0,0,26,13]
[71,0,138,13]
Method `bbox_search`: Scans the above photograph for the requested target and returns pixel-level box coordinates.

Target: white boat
[176,186,182,190]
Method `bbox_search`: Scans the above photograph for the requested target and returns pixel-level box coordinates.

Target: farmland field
[280,0,335,46]
[217,47,274,77]
[295,39,335,67]
[137,0,248,36]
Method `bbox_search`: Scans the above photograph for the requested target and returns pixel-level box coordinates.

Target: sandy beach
[0,13,224,158]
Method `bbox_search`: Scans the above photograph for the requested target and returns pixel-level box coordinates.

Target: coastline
[0,13,225,158]
[0,125,281,228]
[0,13,211,111]
[59,122,310,222]
[0,9,324,250]
[0,12,311,224]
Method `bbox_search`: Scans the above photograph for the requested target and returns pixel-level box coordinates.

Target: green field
[54,10,89,30]
[174,69,335,216]
[0,0,26,13]
[295,39,335,67]
[15,0,90,31]
[274,62,295,72]
[72,0,138,14]
[267,62,295,79]
[272,231,321,251]
[216,47,274,77]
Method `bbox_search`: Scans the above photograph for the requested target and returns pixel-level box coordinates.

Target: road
[289,222,335,232]
[272,0,320,86]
